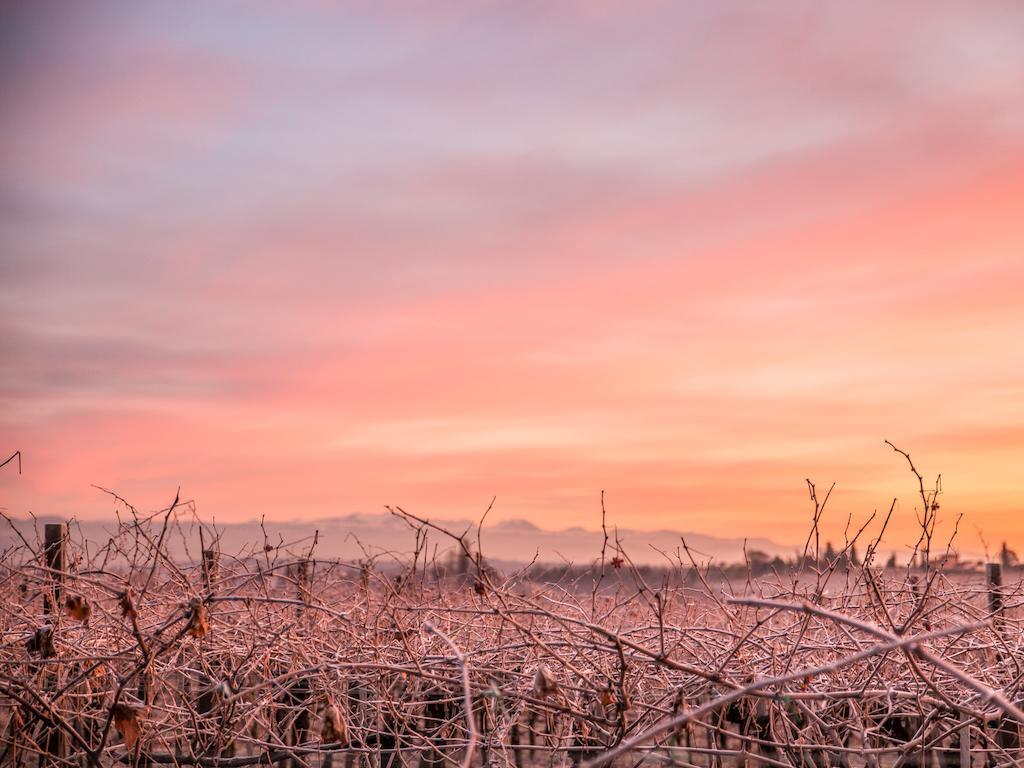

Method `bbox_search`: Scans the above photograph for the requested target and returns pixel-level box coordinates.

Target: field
[1,498,1022,768]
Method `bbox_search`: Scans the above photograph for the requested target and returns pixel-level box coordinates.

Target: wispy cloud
[2,1,1023,548]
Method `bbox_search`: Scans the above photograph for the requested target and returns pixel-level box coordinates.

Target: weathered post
[959,713,970,768]
[297,558,311,611]
[201,548,218,592]
[986,562,1020,755]
[43,523,66,616]
[987,562,1003,628]
[194,547,233,757]
[42,523,67,765]
[277,559,312,768]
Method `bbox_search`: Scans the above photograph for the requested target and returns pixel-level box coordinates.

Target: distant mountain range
[0,512,787,566]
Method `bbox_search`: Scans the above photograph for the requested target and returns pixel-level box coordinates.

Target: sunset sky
[2,2,1023,549]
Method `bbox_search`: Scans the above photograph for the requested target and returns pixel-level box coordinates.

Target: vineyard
[2,479,1023,768]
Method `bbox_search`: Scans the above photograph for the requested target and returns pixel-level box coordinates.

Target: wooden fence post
[987,562,1003,627]
[194,547,233,756]
[959,713,970,768]
[43,523,66,617]
[202,548,218,592]
[42,523,67,765]
[297,558,311,611]
[275,559,312,768]
[986,562,1020,755]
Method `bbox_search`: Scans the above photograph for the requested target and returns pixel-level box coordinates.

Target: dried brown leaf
[533,665,559,698]
[118,590,136,620]
[65,595,91,622]
[322,703,349,745]
[187,599,210,638]
[111,703,141,748]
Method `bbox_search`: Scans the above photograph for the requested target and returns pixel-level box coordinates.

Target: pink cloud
[3,1,1024,555]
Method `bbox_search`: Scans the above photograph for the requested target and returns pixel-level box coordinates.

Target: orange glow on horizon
[2,2,1023,555]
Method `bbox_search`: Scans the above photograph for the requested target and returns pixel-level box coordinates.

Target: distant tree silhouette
[746,550,771,572]
[849,545,861,568]
[823,541,837,565]
[1000,541,1019,569]
[885,553,897,569]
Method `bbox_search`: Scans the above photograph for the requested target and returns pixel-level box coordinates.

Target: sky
[2,1,1024,550]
